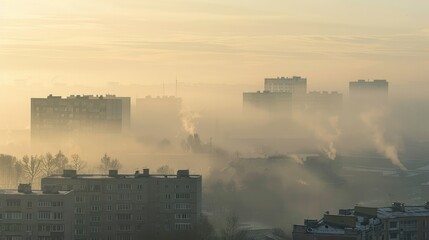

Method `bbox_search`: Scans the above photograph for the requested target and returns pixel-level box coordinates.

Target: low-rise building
[293,202,429,240]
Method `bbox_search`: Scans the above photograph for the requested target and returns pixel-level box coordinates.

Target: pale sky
[0,0,428,90]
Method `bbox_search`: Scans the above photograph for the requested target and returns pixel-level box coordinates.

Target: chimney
[177,170,189,178]
[109,170,118,177]
[392,202,405,212]
[17,184,32,194]
[63,169,77,178]
[42,184,59,194]
[143,169,150,176]
[135,170,140,177]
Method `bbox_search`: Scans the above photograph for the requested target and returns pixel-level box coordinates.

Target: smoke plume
[360,111,407,171]
[181,110,201,135]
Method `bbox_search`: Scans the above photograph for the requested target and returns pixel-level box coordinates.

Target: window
[38,211,51,220]
[117,204,132,211]
[119,194,131,201]
[175,203,191,210]
[175,193,190,199]
[165,194,171,199]
[91,205,101,212]
[137,195,143,201]
[106,205,113,211]
[389,221,398,229]
[90,226,101,233]
[26,213,32,220]
[52,201,63,207]
[27,201,32,208]
[117,214,132,221]
[106,184,113,191]
[90,196,100,202]
[107,215,113,221]
[5,212,22,220]
[107,225,113,231]
[38,201,52,207]
[186,185,190,189]
[106,195,113,201]
[6,199,21,207]
[137,184,143,190]
[75,219,84,225]
[52,212,63,220]
[118,225,132,231]
[165,204,171,209]
[118,183,131,190]
[91,216,101,222]
[175,213,190,220]
[175,223,192,231]
[75,196,84,203]
[75,208,83,214]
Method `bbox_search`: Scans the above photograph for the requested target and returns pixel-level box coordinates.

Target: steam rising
[181,110,201,135]
[360,111,407,171]
[293,112,341,160]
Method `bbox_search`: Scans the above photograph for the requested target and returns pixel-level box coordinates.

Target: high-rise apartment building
[243,91,293,113]
[41,169,202,240]
[264,76,307,94]
[349,80,388,100]
[0,184,74,240]
[31,95,131,139]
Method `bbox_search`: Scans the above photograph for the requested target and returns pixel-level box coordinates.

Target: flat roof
[377,206,429,219]
[0,189,72,195]
[43,174,201,180]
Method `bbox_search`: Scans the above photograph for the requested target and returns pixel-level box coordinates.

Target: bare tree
[21,155,43,185]
[41,153,58,177]
[70,154,87,172]
[156,165,174,174]
[99,153,121,173]
[221,213,246,240]
[54,150,69,173]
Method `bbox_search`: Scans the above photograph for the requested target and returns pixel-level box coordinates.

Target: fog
[0,79,428,237]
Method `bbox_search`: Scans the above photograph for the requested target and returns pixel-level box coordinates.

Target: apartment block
[264,76,307,94]
[31,95,131,139]
[41,169,202,240]
[0,184,74,240]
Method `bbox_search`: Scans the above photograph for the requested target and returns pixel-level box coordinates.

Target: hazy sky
[1,0,428,90]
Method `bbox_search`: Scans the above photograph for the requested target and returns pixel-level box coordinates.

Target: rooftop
[0,189,72,195]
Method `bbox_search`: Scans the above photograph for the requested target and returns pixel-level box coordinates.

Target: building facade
[31,95,131,140]
[41,169,202,240]
[243,91,293,113]
[264,76,307,94]
[0,184,74,240]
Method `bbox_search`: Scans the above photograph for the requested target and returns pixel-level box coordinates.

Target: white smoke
[180,110,201,135]
[293,112,341,160]
[360,111,407,171]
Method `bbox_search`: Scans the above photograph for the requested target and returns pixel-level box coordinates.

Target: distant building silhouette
[349,79,388,101]
[264,76,307,94]
[31,95,130,140]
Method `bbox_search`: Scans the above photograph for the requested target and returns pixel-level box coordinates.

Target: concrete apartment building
[349,80,389,101]
[0,184,74,240]
[305,91,343,115]
[293,202,429,240]
[264,76,307,94]
[41,169,202,240]
[31,95,131,140]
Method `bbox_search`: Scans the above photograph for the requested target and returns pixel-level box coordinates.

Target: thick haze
[1,1,429,235]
